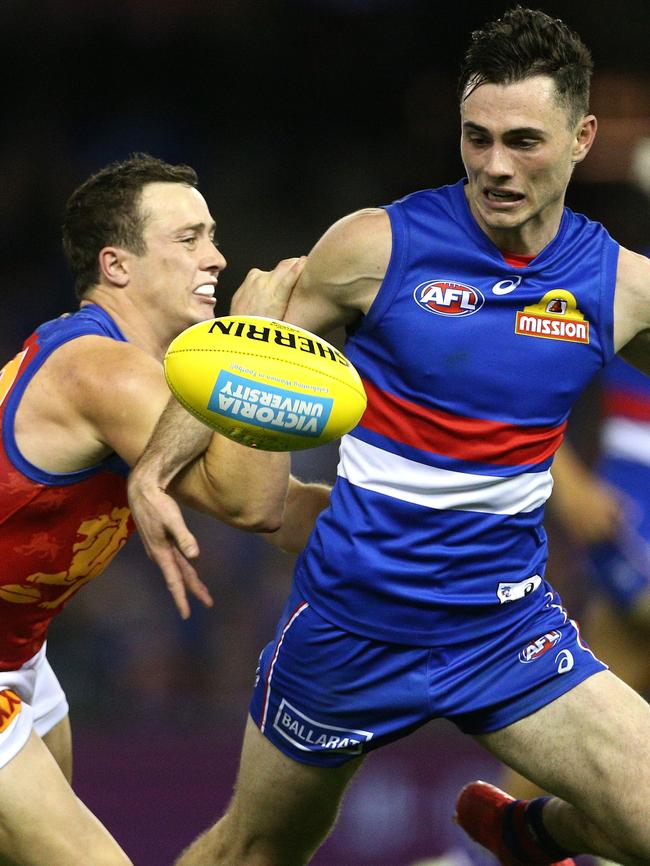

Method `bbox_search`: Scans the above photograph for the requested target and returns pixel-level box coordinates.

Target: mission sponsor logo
[518,630,562,664]
[273,698,373,754]
[414,279,485,317]
[515,290,589,344]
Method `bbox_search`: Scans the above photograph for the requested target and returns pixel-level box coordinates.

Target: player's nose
[203,243,227,273]
[484,144,514,178]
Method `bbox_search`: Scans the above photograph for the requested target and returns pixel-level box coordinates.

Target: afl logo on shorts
[414,280,485,317]
[518,630,562,663]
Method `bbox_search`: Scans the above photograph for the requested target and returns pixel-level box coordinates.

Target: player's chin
[480,206,528,230]
[189,298,217,322]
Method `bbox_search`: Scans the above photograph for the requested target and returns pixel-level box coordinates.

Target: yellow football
[164,315,367,451]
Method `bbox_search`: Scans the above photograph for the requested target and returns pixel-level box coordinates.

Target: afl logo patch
[518,630,562,663]
[414,280,485,317]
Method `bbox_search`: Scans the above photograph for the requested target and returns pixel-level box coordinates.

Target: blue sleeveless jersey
[2,304,130,484]
[294,179,619,646]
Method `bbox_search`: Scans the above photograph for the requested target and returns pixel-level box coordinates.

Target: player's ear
[98,246,130,287]
[572,114,597,165]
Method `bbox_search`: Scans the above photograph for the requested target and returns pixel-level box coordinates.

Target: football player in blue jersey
[129,8,650,866]
[472,180,650,866]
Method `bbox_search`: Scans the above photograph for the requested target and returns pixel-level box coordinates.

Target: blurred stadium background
[1,0,648,862]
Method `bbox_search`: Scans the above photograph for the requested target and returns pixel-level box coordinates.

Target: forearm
[265,477,332,553]
[175,437,291,532]
[132,396,212,489]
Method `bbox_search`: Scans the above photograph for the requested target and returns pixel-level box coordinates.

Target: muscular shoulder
[613,246,650,351]
[44,334,162,399]
[284,208,392,335]
[17,334,170,471]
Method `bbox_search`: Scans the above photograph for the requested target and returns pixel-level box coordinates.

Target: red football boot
[454,780,576,866]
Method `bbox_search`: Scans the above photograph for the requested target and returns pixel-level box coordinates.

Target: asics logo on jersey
[413,280,485,317]
[492,276,522,295]
[518,630,562,663]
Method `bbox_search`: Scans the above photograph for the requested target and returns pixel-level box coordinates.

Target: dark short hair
[458,6,593,126]
[62,152,199,298]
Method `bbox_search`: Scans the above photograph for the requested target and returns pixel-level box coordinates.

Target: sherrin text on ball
[164,315,367,450]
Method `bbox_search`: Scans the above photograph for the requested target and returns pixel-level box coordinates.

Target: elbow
[227,502,285,534]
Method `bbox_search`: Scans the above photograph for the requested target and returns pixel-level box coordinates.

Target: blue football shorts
[588,457,650,610]
[249,585,606,767]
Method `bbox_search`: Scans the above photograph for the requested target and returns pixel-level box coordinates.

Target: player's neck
[81,291,171,362]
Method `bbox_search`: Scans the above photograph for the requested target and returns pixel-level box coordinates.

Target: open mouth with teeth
[486,189,524,202]
[193,284,216,299]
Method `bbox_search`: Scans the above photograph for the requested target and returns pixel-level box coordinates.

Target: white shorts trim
[0,644,69,769]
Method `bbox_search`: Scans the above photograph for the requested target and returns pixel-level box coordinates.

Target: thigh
[477,670,650,829]
[228,716,363,860]
[42,715,72,782]
[0,730,132,866]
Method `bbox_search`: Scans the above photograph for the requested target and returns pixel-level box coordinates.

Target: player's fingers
[137,494,200,560]
[230,257,304,319]
[173,548,214,609]
[274,255,306,288]
[153,545,192,619]
[165,515,200,560]
[270,256,306,282]
[260,256,306,316]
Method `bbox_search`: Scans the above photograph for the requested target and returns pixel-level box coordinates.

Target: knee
[175,812,316,866]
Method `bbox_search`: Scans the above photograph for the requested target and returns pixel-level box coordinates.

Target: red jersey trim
[359,379,567,467]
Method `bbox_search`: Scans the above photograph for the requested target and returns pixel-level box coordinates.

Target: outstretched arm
[128,397,291,618]
[127,257,303,616]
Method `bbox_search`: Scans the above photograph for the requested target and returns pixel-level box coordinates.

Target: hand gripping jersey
[295,180,619,646]
[0,305,135,671]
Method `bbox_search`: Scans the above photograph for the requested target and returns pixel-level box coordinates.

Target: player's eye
[512,138,540,149]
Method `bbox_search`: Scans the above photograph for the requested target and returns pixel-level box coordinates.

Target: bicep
[282,208,391,337]
[614,247,650,358]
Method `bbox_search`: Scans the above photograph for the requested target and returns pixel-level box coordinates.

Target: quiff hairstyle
[62,152,198,298]
[458,6,594,127]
